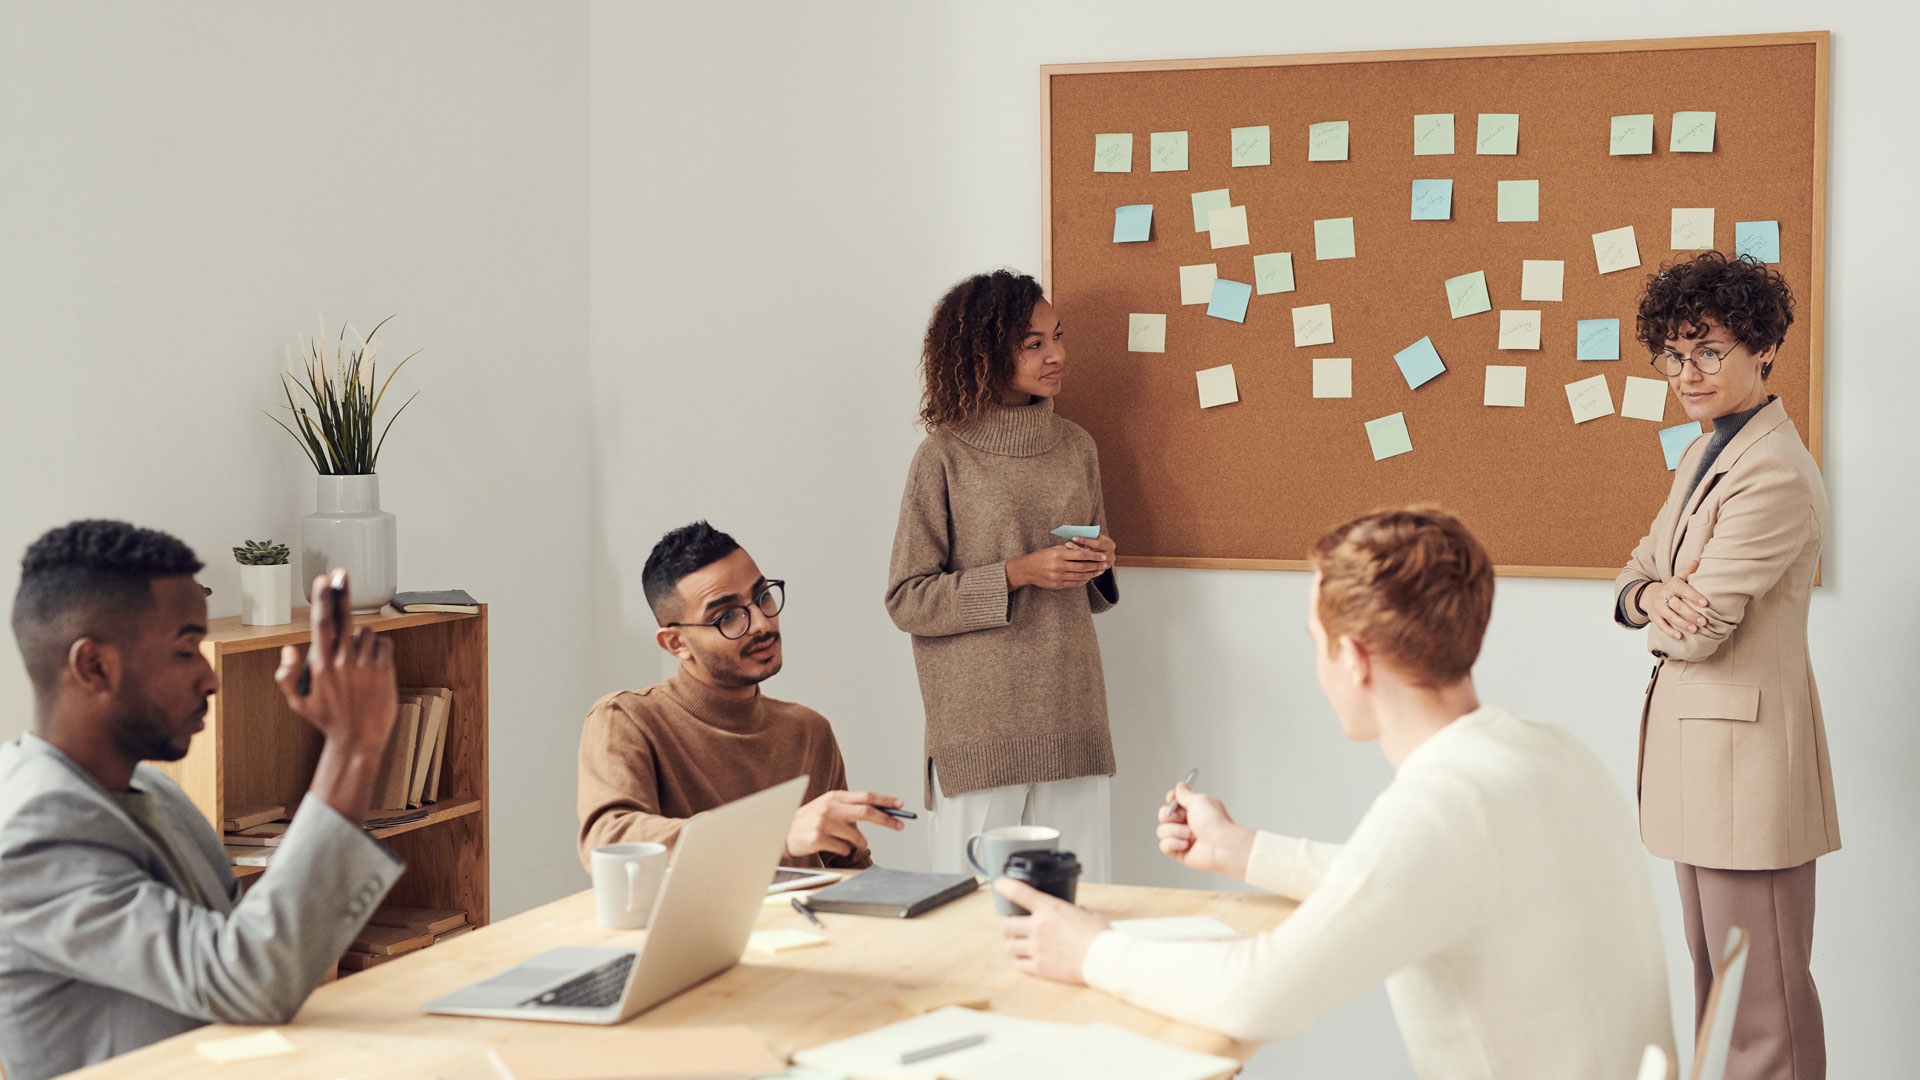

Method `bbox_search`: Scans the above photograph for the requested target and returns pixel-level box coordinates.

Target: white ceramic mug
[591,842,668,929]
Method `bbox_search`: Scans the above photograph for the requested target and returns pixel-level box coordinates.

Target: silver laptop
[422,775,805,1024]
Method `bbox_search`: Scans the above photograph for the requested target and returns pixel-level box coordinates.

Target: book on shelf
[223,845,275,868]
[337,950,397,973]
[222,822,290,847]
[368,905,468,935]
[350,923,434,957]
[434,924,474,944]
[371,700,421,812]
[400,686,452,808]
[221,804,285,832]
[363,807,429,830]
[392,589,480,614]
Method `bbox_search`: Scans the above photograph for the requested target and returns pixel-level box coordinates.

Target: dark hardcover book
[391,589,481,613]
[801,867,978,919]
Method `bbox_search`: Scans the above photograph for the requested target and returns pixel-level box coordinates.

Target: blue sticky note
[1207,278,1253,323]
[1411,179,1453,221]
[1051,525,1100,539]
[1660,422,1704,471]
[1113,204,1153,243]
[1577,318,1621,361]
[1393,336,1446,389]
[1735,220,1780,264]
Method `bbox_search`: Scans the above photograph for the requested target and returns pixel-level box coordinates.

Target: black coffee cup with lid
[1001,849,1081,915]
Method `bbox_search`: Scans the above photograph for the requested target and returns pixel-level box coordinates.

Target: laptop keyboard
[519,953,636,1009]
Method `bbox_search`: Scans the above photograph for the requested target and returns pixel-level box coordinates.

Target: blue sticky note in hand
[1207,278,1253,323]
[1735,221,1780,264]
[1411,179,1453,220]
[1577,318,1621,361]
[1659,422,1704,471]
[1113,204,1153,243]
[1393,336,1446,389]
[1051,525,1100,539]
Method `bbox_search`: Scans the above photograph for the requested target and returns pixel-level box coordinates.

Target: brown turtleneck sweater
[886,397,1119,806]
[575,666,871,870]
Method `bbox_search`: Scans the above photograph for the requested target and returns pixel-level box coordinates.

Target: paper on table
[1207,205,1249,248]
[1190,189,1230,232]
[1497,180,1539,222]
[1578,318,1621,361]
[1207,278,1253,323]
[1128,313,1166,353]
[1672,207,1714,250]
[1484,365,1527,407]
[748,929,828,953]
[1179,263,1218,305]
[1610,114,1655,155]
[197,1029,298,1064]
[1520,260,1563,301]
[1670,111,1716,153]
[1308,120,1349,161]
[794,1007,1236,1080]
[1394,336,1446,389]
[1621,376,1669,422]
[1112,204,1152,243]
[1446,270,1492,319]
[1231,125,1270,167]
[1498,310,1541,350]
[1660,421,1704,471]
[1313,357,1352,398]
[1566,375,1615,423]
[1112,916,1241,941]
[1253,251,1295,294]
[1593,226,1641,274]
[1292,303,1334,347]
[1411,179,1452,220]
[792,1006,1024,1079]
[1150,131,1189,172]
[1094,133,1132,173]
[1314,217,1355,260]
[1735,221,1780,264]
[1365,413,1413,461]
[1196,365,1239,408]
[1476,113,1519,155]
[1413,113,1455,155]
[1051,525,1100,539]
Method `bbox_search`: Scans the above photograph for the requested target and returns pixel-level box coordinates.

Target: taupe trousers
[1675,861,1823,1080]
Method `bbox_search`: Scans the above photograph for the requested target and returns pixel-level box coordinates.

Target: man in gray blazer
[0,520,406,1080]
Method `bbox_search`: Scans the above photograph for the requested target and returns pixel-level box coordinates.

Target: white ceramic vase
[301,474,397,613]
[238,563,293,626]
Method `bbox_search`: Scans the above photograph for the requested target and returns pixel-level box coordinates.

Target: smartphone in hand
[296,570,350,696]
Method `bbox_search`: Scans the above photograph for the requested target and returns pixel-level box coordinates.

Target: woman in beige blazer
[1614,252,1836,1080]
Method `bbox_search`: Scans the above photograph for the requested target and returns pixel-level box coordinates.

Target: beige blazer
[1614,398,1838,870]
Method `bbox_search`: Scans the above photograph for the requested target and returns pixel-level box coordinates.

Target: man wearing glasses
[576,521,905,870]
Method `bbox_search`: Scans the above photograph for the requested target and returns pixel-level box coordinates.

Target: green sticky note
[1413,113,1455,156]
[1308,121,1349,161]
[1253,252,1296,295]
[1476,113,1519,155]
[1094,133,1133,173]
[1314,217,1355,260]
[1191,188,1231,232]
[1497,179,1539,222]
[1610,114,1654,155]
[1150,131,1188,172]
[1365,413,1413,461]
[1231,125,1270,167]
[1671,111,1716,153]
[1445,270,1492,319]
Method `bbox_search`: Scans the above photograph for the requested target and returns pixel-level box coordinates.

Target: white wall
[0,1,593,920]
[592,3,1918,1077]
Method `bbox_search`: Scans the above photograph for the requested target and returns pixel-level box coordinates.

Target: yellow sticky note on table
[1672,208,1714,250]
[1207,205,1249,249]
[1292,303,1334,347]
[1150,131,1188,172]
[1476,113,1519,155]
[1610,114,1654,155]
[1365,413,1412,460]
[748,929,828,953]
[1231,125,1270,167]
[1313,358,1352,399]
[1128,313,1166,353]
[1498,311,1541,350]
[1566,374,1615,423]
[1414,113,1454,155]
[1671,111,1716,153]
[1179,263,1218,305]
[1484,365,1527,407]
[1593,226,1641,274]
[1520,260,1563,302]
[1094,133,1132,172]
[1496,180,1539,222]
[1621,376,1670,422]
[1196,364,1239,409]
[197,1029,298,1064]
[1308,121,1349,161]
[1314,217,1355,260]
[1446,270,1492,319]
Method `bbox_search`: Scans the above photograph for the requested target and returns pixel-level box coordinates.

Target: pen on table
[791,897,825,930]
[879,806,918,820]
[899,1033,988,1065]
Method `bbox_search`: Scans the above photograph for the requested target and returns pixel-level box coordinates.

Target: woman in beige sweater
[886,270,1120,881]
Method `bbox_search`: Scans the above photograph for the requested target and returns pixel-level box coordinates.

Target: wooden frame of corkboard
[1041,32,1827,578]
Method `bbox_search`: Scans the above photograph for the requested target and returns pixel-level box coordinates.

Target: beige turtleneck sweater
[575,666,872,870]
[885,397,1119,805]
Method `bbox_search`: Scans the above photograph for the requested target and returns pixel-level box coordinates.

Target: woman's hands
[1637,559,1711,640]
[1157,783,1255,880]
[996,878,1111,985]
[1007,534,1116,591]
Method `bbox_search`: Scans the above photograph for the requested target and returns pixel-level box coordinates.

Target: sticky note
[748,929,828,953]
[1414,113,1455,155]
[1622,376,1669,422]
[1671,111,1716,153]
[1112,204,1152,243]
[196,1030,298,1064]
[1207,205,1249,249]
[1366,413,1413,460]
[1051,525,1100,539]
[1196,364,1239,408]
[1179,263,1218,305]
[1292,303,1334,347]
[1735,220,1780,264]
[1253,252,1296,294]
[1313,357,1352,398]
[1672,208,1714,250]
[1207,278,1253,323]
[1394,336,1446,389]
[1660,421,1704,470]
[1150,131,1189,172]
[1566,374,1615,423]
[1412,179,1453,220]
[1127,313,1166,353]
[1446,270,1492,319]
[1593,225,1641,274]
[1497,180,1539,222]
[1476,113,1519,155]
[1308,121,1349,161]
[1314,217,1355,260]
[1520,259,1564,301]
[1610,114,1654,155]
[1094,133,1132,172]
[1485,365,1527,407]
[1498,310,1541,350]
[1191,188,1231,232]
[1577,318,1621,360]
[1231,125,1271,167]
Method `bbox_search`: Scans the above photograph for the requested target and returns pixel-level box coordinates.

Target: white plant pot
[301,474,398,614]
[238,563,293,626]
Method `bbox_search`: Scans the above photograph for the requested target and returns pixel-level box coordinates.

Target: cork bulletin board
[1042,33,1827,578]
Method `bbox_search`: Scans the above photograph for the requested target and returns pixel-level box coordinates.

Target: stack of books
[338,906,471,974]
[370,686,455,817]
[221,804,288,869]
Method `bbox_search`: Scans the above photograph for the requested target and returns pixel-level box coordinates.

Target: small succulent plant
[232,540,291,566]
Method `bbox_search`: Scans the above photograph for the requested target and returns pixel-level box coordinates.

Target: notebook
[793,1006,1239,1080]
[393,589,481,613]
[801,867,977,919]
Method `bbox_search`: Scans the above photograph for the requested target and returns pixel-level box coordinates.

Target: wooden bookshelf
[154,606,489,925]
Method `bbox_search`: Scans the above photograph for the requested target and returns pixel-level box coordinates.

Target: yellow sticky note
[1446,270,1492,319]
[1484,365,1527,407]
[1498,310,1541,350]
[1313,358,1352,399]
[1094,133,1132,172]
[1365,413,1412,460]
[1313,217,1355,260]
[197,1030,299,1064]
[1196,364,1239,409]
[1253,251,1295,295]
[1519,260,1563,302]
[1413,113,1454,156]
[1592,226,1641,274]
[1622,376,1669,422]
[1179,263,1218,305]
[1292,303,1334,347]
[1207,205,1249,249]
[1496,180,1539,222]
[1308,121,1349,161]
[1149,131,1189,172]
[1476,113,1519,155]
[748,929,828,953]
[1231,125,1270,167]
[1670,111,1716,153]
[1566,375,1615,423]
[1671,208,1714,250]
[1128,313,1167,353]
[1610,114,1654,155]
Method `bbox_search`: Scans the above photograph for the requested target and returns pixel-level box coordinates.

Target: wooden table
[68,881,1297,1078]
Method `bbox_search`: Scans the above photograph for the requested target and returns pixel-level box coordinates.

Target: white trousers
[928,764,1111,884]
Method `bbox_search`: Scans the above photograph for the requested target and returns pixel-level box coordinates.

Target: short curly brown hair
[1310,505,1493,689]
[1635,252,1796,379]
[918,270,1046,429]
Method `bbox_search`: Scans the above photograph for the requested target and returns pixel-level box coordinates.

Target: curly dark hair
[919,270,1047,429]
[642,520,740,624]
[1635,252,1795,379]
[12,520,204,693]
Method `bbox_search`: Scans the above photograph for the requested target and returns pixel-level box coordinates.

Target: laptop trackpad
[479,965,574,990]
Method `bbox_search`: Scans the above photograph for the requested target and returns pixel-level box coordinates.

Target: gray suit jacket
[0,735,404,1080]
